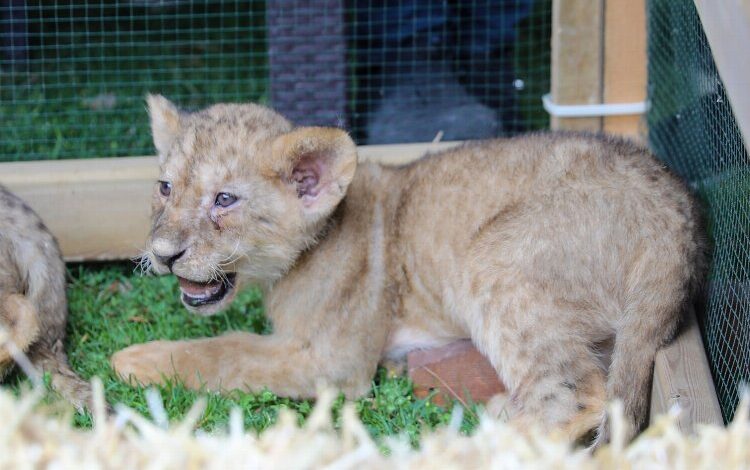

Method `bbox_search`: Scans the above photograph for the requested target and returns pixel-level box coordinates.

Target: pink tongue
[178,277,222,297]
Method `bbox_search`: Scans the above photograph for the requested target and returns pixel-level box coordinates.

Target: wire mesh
[648,0,750,422]
[346,0,551,144]
[0,0,551,161]
[0,1,268,161]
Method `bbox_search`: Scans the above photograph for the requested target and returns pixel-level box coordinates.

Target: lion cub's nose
[154,249,186,270]
[152,238,186,270]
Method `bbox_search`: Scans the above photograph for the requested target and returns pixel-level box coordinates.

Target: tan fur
[112,96,706,443]
[0,185,91,409]
[0,295,39,367]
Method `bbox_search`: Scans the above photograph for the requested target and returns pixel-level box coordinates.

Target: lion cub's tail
[30,342,93,411]
[0,294,40,370]
[1,292,91,410]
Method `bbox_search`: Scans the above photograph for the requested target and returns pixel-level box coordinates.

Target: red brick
[407,339,505,406]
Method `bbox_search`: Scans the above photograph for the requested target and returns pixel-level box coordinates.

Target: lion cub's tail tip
[31,343,94,412]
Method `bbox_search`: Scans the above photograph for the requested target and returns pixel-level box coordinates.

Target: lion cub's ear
[146,94,181,162]
[271,127,357,220]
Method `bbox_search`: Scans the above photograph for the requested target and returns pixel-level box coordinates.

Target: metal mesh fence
[648,0,750,422]
[346,0,551,144]
[0,0,551,161]
[0,1,267,161]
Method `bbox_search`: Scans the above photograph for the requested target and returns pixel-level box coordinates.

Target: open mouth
[177,273,237,307]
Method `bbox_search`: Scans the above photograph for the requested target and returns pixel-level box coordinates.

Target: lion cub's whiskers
[216,241,243,271]
[131,250,154,276]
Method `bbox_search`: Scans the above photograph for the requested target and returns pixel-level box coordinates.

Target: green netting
[648,0,750,422]
[0,0,550,161]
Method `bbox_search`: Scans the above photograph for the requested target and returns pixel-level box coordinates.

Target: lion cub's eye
[158,181,172,197]
[215,192,237,208]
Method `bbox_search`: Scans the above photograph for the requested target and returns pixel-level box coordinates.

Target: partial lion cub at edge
[111,95,705,444]
[0,185,91,410]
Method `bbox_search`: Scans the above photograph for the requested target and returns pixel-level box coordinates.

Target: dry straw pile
[0,377,748,470]
[1,328,748,469]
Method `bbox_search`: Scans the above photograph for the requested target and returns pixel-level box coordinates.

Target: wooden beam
[0,156,156,262]
[694,0,750,150]
[357,141,460,166]
[650,306,723,431]
[602,0,647,140]
[550,0,605,131]
[0,141,460,261]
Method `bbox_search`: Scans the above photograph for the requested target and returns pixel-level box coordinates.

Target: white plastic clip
[542,93,649,118]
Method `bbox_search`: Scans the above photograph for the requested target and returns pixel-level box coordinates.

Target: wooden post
[602,0,647,140]
[551,0,647,138]
[550,0,605,131]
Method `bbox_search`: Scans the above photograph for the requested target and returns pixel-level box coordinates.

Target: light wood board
[0,141,460,261]
[551,0,647,138]
[603,0,647,140]
[650,306,723,430]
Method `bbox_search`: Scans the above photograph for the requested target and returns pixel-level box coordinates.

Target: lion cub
[0,185,90,409]
[112,95,705,443]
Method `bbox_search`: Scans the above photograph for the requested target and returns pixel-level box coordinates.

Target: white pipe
[542,93,650,117]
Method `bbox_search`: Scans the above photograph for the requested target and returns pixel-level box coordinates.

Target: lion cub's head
[144,95,357,315]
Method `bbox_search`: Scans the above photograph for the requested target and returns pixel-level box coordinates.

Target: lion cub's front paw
[111,341,176,386]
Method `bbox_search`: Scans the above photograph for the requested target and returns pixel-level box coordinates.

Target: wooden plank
[602,0,647,140]
[0,156,156,262]
[550,0,605,131]
[0,155,157,187]
[358,141,460,166]
[694,0,750,150]
[650,306,723,431]
[0,142,459,261]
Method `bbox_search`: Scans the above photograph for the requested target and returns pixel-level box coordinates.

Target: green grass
[6,263,477,445]
[0,2,268,162]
